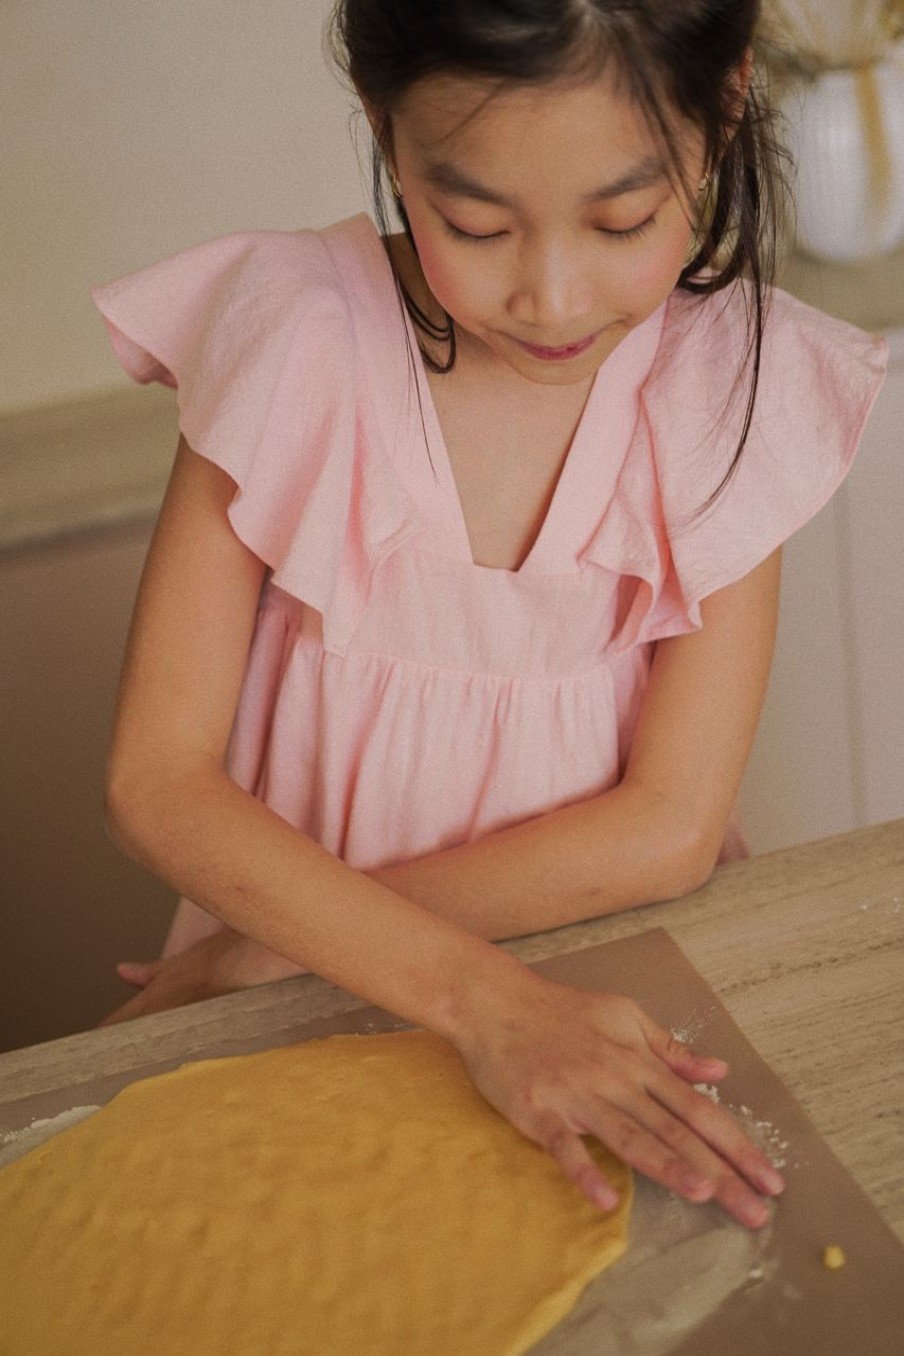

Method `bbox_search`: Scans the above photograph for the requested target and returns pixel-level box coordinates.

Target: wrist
[428,939,541,1054]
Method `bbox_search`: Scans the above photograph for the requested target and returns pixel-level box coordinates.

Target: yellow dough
[0,1029,631,1355]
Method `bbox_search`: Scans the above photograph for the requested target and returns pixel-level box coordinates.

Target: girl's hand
[456,972,785,1230]
[98,930,307,1026]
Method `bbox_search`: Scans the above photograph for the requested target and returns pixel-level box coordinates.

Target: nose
[506,235,595,334]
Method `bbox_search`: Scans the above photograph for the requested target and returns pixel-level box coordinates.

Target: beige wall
[1,0,365,414]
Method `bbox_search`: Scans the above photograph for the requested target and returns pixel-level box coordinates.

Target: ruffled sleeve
[583,283,888,652]
[91,222,422,653]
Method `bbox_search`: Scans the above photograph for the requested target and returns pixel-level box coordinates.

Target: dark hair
[328,0,787,488]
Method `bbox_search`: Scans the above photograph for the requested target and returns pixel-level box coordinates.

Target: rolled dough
[0,1029,631,1355]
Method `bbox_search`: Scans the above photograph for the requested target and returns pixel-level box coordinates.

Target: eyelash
[441,217,656,244]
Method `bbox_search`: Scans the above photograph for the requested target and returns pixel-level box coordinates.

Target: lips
[514,331,601,361]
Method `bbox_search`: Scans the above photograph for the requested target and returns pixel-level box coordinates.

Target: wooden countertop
[2,819,902,1240]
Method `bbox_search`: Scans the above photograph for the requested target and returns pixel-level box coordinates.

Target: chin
[511,359,599,387]
[501,330,630,385]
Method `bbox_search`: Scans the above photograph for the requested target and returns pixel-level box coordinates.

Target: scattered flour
[691,1081,792,1171]
[858,895,902,914]
[0,1106,101,1170]
[533,1172,776,1355]
[670,1005,716,1047]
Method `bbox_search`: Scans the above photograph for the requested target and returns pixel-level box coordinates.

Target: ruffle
[91,224,423,653]
[582,283,888,652]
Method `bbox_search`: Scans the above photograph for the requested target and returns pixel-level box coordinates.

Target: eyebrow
[420,155,668,207]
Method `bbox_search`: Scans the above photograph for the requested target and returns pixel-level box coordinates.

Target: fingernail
[591,1183,619,1212]
[696,1056,728,1076]
[743,1198,770,1229]
[682,1173,715,1201]
[760,1165,785,1196]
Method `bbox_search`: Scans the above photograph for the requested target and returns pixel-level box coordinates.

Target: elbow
[105,743,223,870]
[664,821,722,899]
[650,811,722,901]
[611,779,728,905]
[104,752,149,861]
[104,746,181,867]
[670,842,718,898]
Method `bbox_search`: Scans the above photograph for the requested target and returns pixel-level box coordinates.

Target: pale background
[2,0,902,1049]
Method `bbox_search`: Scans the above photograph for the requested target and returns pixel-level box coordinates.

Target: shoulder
[639,281,887,599]
[655,281,886,389]
[92,213,413,404]
[644,281,887,476]
[93,214,389,340]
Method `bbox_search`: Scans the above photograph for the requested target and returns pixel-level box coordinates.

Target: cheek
[617,229,693,315]
[405,206,488,321]
[416,241,484,321]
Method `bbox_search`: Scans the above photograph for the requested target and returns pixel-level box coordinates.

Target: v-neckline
[402,297,633,577]
[357,214,665,577]
[418,346,603,576]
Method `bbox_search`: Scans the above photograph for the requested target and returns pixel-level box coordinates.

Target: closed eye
[442,219,506,243]
[442,215,657,244]
[600,215,656,241]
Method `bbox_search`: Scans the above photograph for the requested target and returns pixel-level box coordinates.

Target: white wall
[739,332,904,850]
[1,0,368,413]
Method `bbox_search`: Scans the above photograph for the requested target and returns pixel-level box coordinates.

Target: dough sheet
[0,1029,632,1355]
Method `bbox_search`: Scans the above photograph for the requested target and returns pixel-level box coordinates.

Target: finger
[641,1015,729,1083]
[534,1115,622,1213]
[668,1076,784,1193]
[116,960,161,990]
[96,992,153,1027]
[579,1100,719,1207]
[667,1042,729,1083]
[648,1072,786,1205]
[621,1088,777,1229]
[637,1017,784,1197]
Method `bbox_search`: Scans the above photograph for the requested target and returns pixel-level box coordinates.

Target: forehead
[394,68,658,162]
[391,68,690,201]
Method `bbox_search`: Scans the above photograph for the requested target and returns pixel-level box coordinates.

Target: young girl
[92,0,886,1231]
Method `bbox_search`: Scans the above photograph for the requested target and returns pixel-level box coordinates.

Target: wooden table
[2,819,902,1242]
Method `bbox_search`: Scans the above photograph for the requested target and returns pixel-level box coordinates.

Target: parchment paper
[2,929,902,1353]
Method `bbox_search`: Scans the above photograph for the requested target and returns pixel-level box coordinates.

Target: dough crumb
[822,1244,846,1270]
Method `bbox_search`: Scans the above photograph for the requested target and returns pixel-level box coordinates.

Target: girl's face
[388,70,707,387]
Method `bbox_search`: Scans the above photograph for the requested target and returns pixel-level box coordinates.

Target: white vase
[781,55,904,264]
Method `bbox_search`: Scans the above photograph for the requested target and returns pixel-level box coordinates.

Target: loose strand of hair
[368,143,450,478]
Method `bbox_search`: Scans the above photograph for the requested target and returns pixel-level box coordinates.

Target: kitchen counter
[2,818,902,1242]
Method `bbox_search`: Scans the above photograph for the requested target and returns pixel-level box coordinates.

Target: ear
[726,46,754,128]
[735,46,754,107]
[715,45,754,163]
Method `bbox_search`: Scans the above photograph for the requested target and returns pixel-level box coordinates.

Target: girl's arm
[370,547,781,935]
[105,437,505,1033]
[105,437,783,1228]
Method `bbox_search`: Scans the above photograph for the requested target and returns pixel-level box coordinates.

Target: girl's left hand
[453,971,785,1229]
[98,930,307,1026]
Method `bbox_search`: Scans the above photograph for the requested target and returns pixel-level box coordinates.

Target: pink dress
[92,213,887,952]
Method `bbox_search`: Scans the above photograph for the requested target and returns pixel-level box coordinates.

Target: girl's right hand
[455,971,785,1229]
[99,930,307,1026]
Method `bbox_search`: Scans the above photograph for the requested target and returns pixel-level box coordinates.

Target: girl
[92,0,886,1231]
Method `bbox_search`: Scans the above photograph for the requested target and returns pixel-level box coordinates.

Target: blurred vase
[781,55,904,263]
